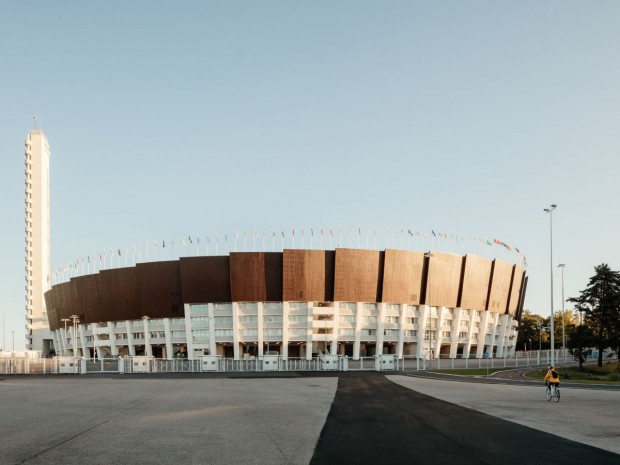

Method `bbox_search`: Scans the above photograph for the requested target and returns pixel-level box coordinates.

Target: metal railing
[2,349,614,376]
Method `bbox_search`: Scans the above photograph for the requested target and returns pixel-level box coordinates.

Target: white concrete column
[108,323,118,357]
[282,302,289,359]
[330,303,339,355]
[125,320,135,356]
[91,324,98,359]
[376,303,386,356]
[208,304,216,356]
[256,302,264,358]
[463,309,476,358]
[487,312,500,356]
[305,305,313,360]
[433,307,446,358]
[233,302,241,360]
[164,318,173,360]
[417,305,429,359]
[353,302,363,360]
[60,328,67,355]
[143,318,152,357]
[476,311,491,358]
[397,304,406,359]
[450,308,464,358]
[183,304,194,359]
[495,314,510,357]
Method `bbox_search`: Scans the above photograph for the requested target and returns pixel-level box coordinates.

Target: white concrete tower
[24,127,53,354]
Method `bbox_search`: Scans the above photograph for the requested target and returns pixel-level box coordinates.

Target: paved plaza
[0,372,618,464]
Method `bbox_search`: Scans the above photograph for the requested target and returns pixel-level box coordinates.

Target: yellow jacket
[544,369,560,383]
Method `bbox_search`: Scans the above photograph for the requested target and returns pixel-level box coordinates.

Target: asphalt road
[1,372,618,465]
[310,373,620,465]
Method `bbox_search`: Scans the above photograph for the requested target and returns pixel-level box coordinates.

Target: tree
[552,309,579,350]
[568,264,620,367]
[567,324,593,371]
[516,310,547,351]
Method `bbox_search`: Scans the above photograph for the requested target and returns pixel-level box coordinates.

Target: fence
[2,349,613,376]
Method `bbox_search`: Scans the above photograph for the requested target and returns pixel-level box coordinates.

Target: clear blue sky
[1,1,618,350]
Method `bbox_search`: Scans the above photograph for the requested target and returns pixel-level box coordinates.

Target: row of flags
[51,228,526,284]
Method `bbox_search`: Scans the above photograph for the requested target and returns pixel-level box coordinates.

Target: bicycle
[546,383,560,402]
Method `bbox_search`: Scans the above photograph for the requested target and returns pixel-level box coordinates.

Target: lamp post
[539,325,549,366]
[60,318,70,355]
[544,204,557,366]
[70,315,79,356]
[424,252,433,368]
[558,263,566,363]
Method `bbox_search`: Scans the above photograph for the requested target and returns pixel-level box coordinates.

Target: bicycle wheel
[546,388,552,401]
[554,388,560,402]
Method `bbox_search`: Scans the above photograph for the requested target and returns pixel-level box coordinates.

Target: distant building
[24,129,53,354]
[45,249,527,360]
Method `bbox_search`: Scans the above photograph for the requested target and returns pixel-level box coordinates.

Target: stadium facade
[45,249,527,360]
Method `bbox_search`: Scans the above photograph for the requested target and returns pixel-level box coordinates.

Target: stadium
[44,248,527,363]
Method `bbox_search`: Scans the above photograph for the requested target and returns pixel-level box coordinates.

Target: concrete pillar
[125,320,135,356]
[450,308,464,358]
[397,304,406,359]
[376,303,386,356]
[353,302,363,360]
[208,304,216,356]
[305,305,313,361]
[486,312,500,356]
[476,311,491,358]
[330,303,339,355]
[109,323,118,357]
[232,302,241,360]
[417,305,429,359]
[164,318,173,360]
[256,302,264,358]
[143,318,152,357]
[183,304,194,359]
[282,302,289,360]
[463,309,476,358]
[495,314,510,357]
[433,307,446,358]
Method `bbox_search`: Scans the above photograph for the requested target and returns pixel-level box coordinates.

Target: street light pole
[544,204,557,366]
[558,263,566,363]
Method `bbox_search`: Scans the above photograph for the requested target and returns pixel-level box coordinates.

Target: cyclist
[544,366,560,393]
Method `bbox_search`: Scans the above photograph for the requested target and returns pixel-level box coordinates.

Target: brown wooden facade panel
[507,266,524,316]
[180,256,231,303]
[282,250,334,302]
[45,287,60,330]
[71,274,103,325]
[334,249,383,303]
[45,251,527,327]
[136,262,184,319]
[426,251,462,308]
[230,253,283,302]
[49,282,75,330]
[515,274,528,321]
[460,255,493,312]
[488,260,513,313]
[381,249,424,304]
[99,268,140,322]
